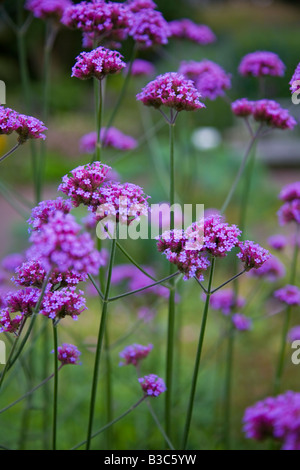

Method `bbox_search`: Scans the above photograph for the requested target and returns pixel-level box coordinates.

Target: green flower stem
[223,322,235,450]
[211,269,247,295]
[85,234,117,450]
[116,241,157,282]
[146,399,175,450]
[182,257,216,450]
[92,78,104,163]
[72,396,146,450]
[165,121,176,439]
[273,224,299,395]
[52,321,58,451]
[0,143,21,164]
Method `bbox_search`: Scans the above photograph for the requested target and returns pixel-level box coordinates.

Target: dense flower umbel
[290,63,300,94]
[58,162,111,208]
[128,8,171,49]
[268,234,287,251]
[79,128,137,153]
[138,374,166,397]
[25,0,72,20]
[278,200,300,226]
[130,59,156,77]
[2,253,25,272]
[178,60,231,100]
[232,313,252,331]
[169,19,216,45]
[28,211,103,275]
[119,343,153,366]
[237,240,271,271]
[203,215,241,257]
[243,391,300,450]
[136,72,205,112]
[61,0,132,43]
[287,325,300,342]
[231,99,297,130]
[126,0,157,13]
[274,285,300,306]
[27,197,72,231]
[0,308,23,334]
[0,106,47,143]
[0,288,40,334]
[71,47,126,81]
[56,343,81,365]
[209,289,246,315]
[238,51,285,77]
[95,182,150,225]
[40,287,87,321]
[279,181,300,202]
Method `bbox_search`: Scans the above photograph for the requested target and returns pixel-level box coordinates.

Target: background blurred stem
[52,322,58,451]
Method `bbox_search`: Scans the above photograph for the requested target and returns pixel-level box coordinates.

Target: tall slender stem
[86,234,117,450]
[0,143,21,164]
[182,257,216,450]
[273,224,299,395]
[165,121,176,439]
[52,322,58,451]
[92,79,103,163]
[223,322,235,450]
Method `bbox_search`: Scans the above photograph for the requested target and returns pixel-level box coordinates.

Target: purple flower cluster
[56,343,82,366]
[232,313,252,331]
[274,285,300,306]
[268,234,287,251]
[58,162,111,208]
[287,325,300,343]
[61,0,132,44]
[130,59,156,77]
[209,289,246,315]
[119,343,153,366]
[0,287,40,334]
[95,181,150,225]
[72,47,126,81]
[0,106,47,144]
[28,210,103,276]
[204,215,241,257]
[138,374,166,397]
[237,240,271,271]
[278,181,300,226]
[231,99,297,130]
[128,8,171,49]
[169,19,216,45]
[238,51,285,78]
[25,0,72,20]
[243,391,300,450]
[40,287,87,321]
[79,128,137,154]
[136,72,206,113]
[27,197,72,231]
[178,60,231,100]
[290,62,300,94]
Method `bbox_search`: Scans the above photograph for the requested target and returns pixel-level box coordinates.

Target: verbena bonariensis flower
[279,181,300,202]
[136,72,206,113]
[231,98,255,117]
[203,215,241,257]
[268,234,287,251]
[130,59,156,77]
[209,289,246,315]
[0,308,24,334]
[71,47,126,81]
[126,0,157,12]
[287,325,300,343]
[232,313,252,331]
[0,106,47,143]
[252,100,297,130]
[58,161,111,208]
[61,0,132,43]
[169,19,216,45]
[238,51,285,77]
[274,285,300,306]
[243,391,300,450]
[278,200,300,226]
[95,181,150,225]
[56,343,82,365]
[237,240,271,271]
[5,288,40,316]
[28,211,103,275]
[178,59,231,100]
[119,343,153,366]
[25,0,72,21]
[40,287,87,321]
[79,128,137,154]
[138,374,166,397]
[128,8,171,49]
[247,255,286,282]
[2,253,25,272]
[27,197,72,231]
[290,63,300,94]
